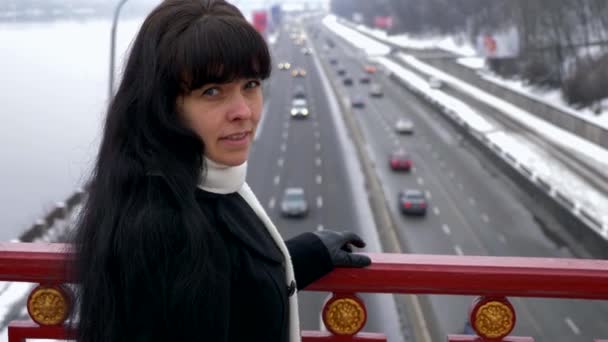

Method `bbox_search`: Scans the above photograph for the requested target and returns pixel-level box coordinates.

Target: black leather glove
[313,230,372,268]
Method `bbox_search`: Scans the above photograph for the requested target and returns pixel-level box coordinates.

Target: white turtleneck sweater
[198,158,301,342]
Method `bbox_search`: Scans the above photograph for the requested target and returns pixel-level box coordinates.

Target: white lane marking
[280,143,286,152]
[284,121,289,129]
[316,175,323,185]
[449,172,455,179]
[282,131,288,139]
[425,190,432,199]
[313,121,319,127]
[412,167,417,173]
[315,158,322,167]
[458,183,464,189]
[469,198,476,206]
[433,207,440,216]
[315,143,321,151]
[268,197,275,209]
[440,161,446,169]
[317,224,324,231]
[481,214,489,223]
[317,196,323,208]
[274,176,280,185]
[498,234,507,244]
[454,245,464,256]
[564,317,581,335]
[417,177,424,185]
[314,131,320,139]
[393,138,399,145]
[278,158,284,167]
[442,224,451,235]
[432,152,438,159]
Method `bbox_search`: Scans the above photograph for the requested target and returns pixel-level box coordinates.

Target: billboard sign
[374,16,393,30]
[476,26,520,58]
[252,10,268,35]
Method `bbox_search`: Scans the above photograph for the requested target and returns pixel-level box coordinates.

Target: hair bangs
[176,15,271,92]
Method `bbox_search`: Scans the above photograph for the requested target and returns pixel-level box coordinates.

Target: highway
[247,23,404,341]
[298,18,608,342]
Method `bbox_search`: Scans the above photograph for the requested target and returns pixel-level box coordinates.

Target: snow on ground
[374,57,495,133]
[475,71,608,127]
[398,53,608,171]
[457,57,486,70]
[351,18,608,128]
[355,24,476,56]
[325,16,608,230]
[323,15,390,56]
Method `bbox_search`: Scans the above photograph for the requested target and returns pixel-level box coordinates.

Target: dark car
[389,150,412,171]
[343,77,353,86]
[329,58,338,65]
[398,189,428,216]
[351,95,365,108]
[337,68,347,76]
[293,85,306,99]
[360,75,371,84]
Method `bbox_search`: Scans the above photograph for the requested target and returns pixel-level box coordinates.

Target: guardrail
[2,243,608,342]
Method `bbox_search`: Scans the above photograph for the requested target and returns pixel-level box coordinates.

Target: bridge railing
[1,243,608,342]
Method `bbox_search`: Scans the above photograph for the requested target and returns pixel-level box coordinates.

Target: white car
[395,119,414,134]
[278,62,291,70]
[290,99,309,118]
[428,77,443,89]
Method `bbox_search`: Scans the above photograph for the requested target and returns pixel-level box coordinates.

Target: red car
[389,150,412,171]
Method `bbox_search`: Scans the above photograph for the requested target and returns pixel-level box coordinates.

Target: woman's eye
[245,80,261,89]
[202,87,220,97]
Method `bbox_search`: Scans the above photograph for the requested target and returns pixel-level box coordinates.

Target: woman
[71,0,371,341]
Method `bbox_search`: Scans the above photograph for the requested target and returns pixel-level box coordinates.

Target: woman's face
[177,78,263,166]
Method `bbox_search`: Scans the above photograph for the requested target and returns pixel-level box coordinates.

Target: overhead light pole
[108,0,129,100]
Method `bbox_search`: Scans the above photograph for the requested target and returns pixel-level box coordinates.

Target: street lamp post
[108,0,129,100]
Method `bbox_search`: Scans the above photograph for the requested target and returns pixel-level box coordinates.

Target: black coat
[124,184,333,342]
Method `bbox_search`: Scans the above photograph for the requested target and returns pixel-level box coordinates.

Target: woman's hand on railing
[313,230,372,268]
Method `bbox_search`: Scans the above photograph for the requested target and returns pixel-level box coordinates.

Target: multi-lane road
[244,17,608,342]
[246,22,405,342]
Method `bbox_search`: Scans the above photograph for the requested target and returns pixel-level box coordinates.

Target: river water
[0,17,146,240]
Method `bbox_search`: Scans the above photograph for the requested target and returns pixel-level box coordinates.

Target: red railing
[1,243,608,342]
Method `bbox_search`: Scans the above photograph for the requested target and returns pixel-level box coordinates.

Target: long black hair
[71,1,270,341]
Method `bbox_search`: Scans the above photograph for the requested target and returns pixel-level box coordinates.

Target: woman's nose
[227,93,252,121]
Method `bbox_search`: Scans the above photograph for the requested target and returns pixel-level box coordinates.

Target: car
[351,96,365,108]
[293,85,306,99]
[301,47,312,55]
[278,62,291,70]
[291,68,307,77]
[398,189,427,216]
[337,68,347,76]
[395,118,414,134]
[369,83,383,97]
[364,65,377,74]
[290,99,309,118]
[343,77,353,86]
[389,150,412,171]
[359,75,371,84]
[280,187,309,217]
[329,58,338,65]
[428,76,443,89]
